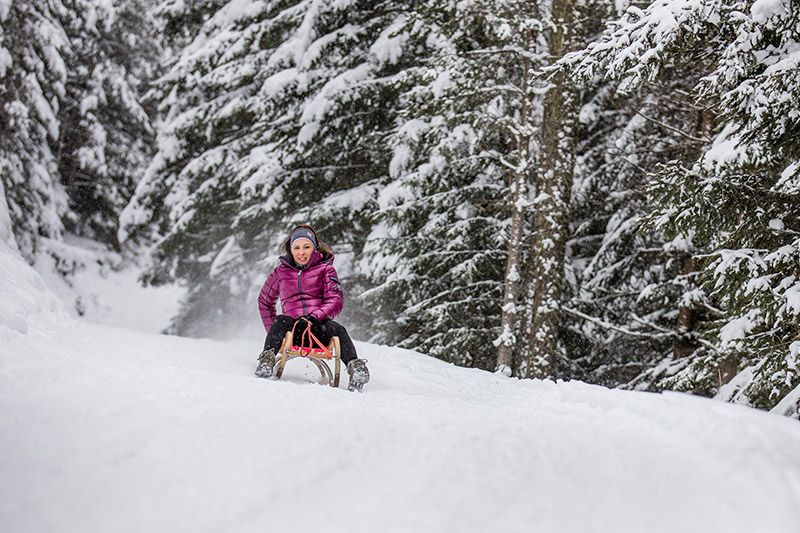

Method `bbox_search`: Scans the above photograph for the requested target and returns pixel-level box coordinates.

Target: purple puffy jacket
[257,250,344,332]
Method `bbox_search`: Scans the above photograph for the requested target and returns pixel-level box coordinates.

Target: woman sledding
[255,224,369,391]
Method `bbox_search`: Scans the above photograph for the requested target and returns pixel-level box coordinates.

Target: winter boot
[255,349,276,378]
[346,359,369,392]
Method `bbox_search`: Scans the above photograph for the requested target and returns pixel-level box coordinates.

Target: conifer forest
[2,0,799,417]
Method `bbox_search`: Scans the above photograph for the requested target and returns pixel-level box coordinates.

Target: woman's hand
[299,314,319,326]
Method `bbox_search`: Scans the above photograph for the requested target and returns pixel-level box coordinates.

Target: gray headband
[290,227,318,250]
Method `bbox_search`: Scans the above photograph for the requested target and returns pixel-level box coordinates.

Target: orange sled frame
[274,319,341,387]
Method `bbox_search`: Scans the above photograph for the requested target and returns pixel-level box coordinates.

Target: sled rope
[290,317,332,359]
[275,321,341,387]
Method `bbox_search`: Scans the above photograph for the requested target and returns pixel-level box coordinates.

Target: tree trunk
[673,110,714,358]
[496,31,535,376]
[673,254,697,358]
[522,0,578,379]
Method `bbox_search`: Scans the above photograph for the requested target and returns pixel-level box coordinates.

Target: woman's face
[291,238,314,265]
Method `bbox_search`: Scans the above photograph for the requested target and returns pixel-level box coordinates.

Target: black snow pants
[263,314,359,365]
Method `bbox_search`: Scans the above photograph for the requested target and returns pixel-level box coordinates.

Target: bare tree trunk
[673,255,697,358]
[496,31,536,376]
[673,110,714,359]
[522,0,578,379]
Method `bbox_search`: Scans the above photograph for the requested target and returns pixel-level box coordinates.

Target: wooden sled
[274,329,342,388]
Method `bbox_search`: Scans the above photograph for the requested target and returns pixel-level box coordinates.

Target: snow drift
[0,238,66,335]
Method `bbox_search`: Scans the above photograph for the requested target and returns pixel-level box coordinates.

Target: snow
[389,143,411,178]
[496,22,512,40]
[615,0,630,14]
[775,161,800,193]
[578,100,598,124]
[492,323,515,347]
[185,0,267,57]
[260,67,299,98]
[0,179,16,250]
[370,15,409,65]
[431,69,452,98]
[375,176,414,210]
[30,236,185,334]
[772,384,800,419]
[704,123,748,170]
[501,302,517,314]
[27,75,60,141]
[0,240,65,335]
[0,46,11,78]
[95,0,116,31]
[301,23,361,70]
[79,94,99,116]
[39,23,68,97]
[3,249,800,532]
[715,366,755,404]
[719,309,760,346]
[495,362,512,377]
[209,236,242,279]
[315,181,377,211]
[299,63,372,132]
[784,283,800,314]
[751,0,787,23]
[769,218,785,230]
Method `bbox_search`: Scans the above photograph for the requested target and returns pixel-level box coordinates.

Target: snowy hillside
[2,246,800,533]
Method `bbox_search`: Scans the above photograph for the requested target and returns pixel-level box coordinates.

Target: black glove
[302,314,320,326]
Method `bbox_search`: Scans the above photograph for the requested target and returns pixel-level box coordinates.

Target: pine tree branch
[562,306,674,339]
[634,110,710,143]
[476,84,526,97]
[630,314,719,351]
[462,46,543,62]
[629,313,675,335]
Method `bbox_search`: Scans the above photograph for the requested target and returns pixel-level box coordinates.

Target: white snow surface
[0,46,11,78]
[0,240,66,335]
[3,253,800,533]
[31,236,185,334]
[0,179,17,250]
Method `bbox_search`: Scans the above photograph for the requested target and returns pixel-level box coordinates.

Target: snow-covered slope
[0,239,66,335]
[30,235,186,334]
[2,254,800,533]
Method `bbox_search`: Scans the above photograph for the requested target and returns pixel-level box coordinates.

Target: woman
[255,225,369,391]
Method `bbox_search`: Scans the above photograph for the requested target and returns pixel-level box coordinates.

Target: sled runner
[274,318,341,388]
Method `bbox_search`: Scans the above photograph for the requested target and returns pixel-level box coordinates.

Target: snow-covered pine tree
[0,0,70,261]
[154,0,231,54]
[360,1,548,371]
[649,0,800,414]
[57,0,156,249]
[232,0,417,339]
[1,0,156,263]
[546,0,719,387]
[121,0,417,337]
[563,79,714,387]
[561,0,800,415]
